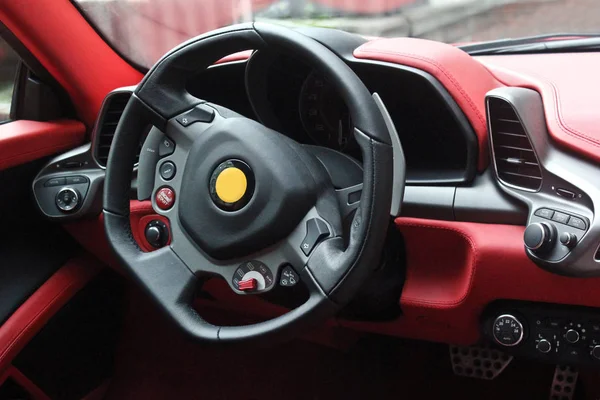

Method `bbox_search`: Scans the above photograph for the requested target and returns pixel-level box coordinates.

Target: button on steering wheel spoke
[336,183,363,220]
[166,103,220,147]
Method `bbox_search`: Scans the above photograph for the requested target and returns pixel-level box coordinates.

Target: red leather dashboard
[386,218,600,345]
[478,53,600,165]
[62,39,600,346]
[3,0,599,347]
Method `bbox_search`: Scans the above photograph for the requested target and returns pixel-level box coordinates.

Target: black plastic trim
[348,59,478,185]
[400,169,528,225]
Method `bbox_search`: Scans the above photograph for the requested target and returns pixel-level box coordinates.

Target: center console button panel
[486,88,600,277]
[524,208,589,263]
[483,301,600,366]
[534,207,587,230]
[33,166,93,219]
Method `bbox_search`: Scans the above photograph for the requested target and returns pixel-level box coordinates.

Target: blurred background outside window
[0,40,18,121]
[75,0,600,68]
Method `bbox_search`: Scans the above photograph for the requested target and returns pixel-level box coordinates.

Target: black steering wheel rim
[103,22,394,343]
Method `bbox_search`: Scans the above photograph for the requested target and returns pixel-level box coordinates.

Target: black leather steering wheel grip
[103,22,394,343]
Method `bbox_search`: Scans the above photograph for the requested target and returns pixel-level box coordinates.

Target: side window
[0,38,19,122]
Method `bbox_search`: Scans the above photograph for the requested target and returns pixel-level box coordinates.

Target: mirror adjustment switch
[300,218,330,256]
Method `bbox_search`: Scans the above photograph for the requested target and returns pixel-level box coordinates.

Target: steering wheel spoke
[336,183,363,220]
[163,202,332,295]
[137,103,221,201]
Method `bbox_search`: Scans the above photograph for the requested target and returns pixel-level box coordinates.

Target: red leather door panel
[0,256,101,373]
[0,120,85,171]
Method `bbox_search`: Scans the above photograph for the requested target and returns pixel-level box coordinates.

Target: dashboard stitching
[483,63,600,148]
[396,221,478,308]
[356,47,487,129]
[548,79,600,148]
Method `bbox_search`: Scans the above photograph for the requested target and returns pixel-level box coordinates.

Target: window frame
[0,21,74,123]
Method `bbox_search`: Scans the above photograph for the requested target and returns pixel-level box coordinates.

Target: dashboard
[190,47,477,185]
[24,26,600,367]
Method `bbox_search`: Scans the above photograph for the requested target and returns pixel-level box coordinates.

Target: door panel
[0,120,84,171]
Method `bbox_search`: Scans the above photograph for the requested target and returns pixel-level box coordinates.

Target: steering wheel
[103,23,397,343]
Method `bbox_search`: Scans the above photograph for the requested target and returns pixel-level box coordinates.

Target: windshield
[75,0,600,68]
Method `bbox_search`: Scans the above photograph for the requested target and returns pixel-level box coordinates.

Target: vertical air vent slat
[488,97,542,191]
[94,92,137,167]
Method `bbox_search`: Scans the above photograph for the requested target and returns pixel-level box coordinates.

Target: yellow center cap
[215,167,247,204]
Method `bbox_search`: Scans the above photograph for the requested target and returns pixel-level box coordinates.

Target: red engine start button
[155,187,175,210]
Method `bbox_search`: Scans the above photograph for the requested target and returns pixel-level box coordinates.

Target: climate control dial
[565,328,580,344]
[536,339,552,353]
[591,345,600,360]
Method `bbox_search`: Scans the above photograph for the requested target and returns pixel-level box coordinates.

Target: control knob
[591,345,600,360]
[524,222,556,254]
[565,329,580,344]
[55,187,80,212]
[144,220,170,248]
[536,339,552,354]
[559,232,577,248]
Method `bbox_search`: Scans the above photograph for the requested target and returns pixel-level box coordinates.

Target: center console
[487,87,600,277]
[483,301,600,366]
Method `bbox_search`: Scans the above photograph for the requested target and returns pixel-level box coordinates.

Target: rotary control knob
[536,339,552,354]
[55,187,80,212]
[565,329,580,344]
[524,222,556,253]
[493,314,524,347]
[144,220,169,248]
[591,345,600,360]
[559,232,577,248]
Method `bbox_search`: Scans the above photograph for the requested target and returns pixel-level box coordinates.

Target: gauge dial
[492,314,524,346]
[299,72,354,152]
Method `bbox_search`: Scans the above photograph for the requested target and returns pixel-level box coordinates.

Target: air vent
[94,91,136,167]
[488,97,542,191]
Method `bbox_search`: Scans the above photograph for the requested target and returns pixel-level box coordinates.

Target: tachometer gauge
[299,72,353,151]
